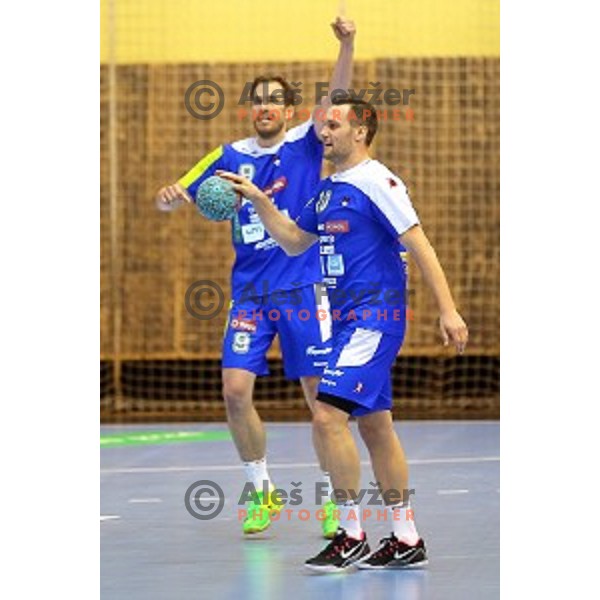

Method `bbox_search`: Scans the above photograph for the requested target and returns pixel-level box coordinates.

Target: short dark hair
[250,75,295,107]
[331,95,378,146]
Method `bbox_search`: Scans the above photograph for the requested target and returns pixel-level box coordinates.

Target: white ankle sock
[389,503,420,545]
[340,501,363,539]
[243,457,272,492]
[322,472,333,501]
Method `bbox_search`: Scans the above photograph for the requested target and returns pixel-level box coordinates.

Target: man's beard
[254,119,285,140]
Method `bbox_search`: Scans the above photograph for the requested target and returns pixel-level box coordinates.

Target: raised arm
[218,171,318,256]
[313,17,356,137]
[399,225,469,353]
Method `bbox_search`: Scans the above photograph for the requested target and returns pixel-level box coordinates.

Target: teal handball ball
[195,176,238,221]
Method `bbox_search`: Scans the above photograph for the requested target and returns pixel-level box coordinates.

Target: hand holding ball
[195,176,239,221]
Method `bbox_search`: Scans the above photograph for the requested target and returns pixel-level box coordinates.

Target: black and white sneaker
[357,534,428,570]
[305,528,371,573]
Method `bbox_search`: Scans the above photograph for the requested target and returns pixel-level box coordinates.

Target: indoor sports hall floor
[101,422,499,599]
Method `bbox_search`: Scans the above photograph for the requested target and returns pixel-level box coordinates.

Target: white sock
[340,501,363,539]
[322,472,333,501]
[389,502,420,545]
[243,457,273,492]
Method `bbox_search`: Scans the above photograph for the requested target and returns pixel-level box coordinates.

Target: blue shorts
[317,321,406,416]
[222,284,332,379]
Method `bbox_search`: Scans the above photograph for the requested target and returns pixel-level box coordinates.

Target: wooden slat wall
[100,58,499,361]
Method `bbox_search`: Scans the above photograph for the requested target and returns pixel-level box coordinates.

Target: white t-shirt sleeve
[368,175,420,238]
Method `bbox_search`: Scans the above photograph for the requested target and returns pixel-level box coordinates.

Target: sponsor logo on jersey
[263,176,288,197]
[306,345,333,356]
[254,237,279,251]
[326,254,345,276]
[230,318,257,333]
[241,223,265,244]
[319,234,335,243]
[323,368,344,377]
[325,220,350,233]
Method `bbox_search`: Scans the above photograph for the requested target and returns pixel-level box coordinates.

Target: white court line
[437,489,470,495]
[411,457,499,465]
[187,495,220,500]
[101,456,499,475]
[128,498,163,504]
[100,515,120,521]
[435,553,499,560]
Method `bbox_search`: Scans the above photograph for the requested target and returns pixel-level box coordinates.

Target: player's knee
[358,417,392,446]
[312,411,332,436]
[222,381,252,415]
[312,407,344,437]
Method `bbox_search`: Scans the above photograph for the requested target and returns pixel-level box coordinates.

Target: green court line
[100,430,231,448]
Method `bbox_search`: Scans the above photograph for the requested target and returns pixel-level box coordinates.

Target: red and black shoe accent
[305,528,371,573]
[357,534,428,570]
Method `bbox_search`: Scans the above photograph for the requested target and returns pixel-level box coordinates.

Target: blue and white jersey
[179,120,323,301]
[296,159,419,335]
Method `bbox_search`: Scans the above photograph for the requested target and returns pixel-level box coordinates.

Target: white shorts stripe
[314,283,332,343]
[335,328,383,368]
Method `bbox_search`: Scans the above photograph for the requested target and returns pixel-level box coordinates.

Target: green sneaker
[243,488,284,535]
[322,499,340,539]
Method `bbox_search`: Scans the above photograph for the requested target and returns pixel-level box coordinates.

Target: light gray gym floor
[101,421,499,599]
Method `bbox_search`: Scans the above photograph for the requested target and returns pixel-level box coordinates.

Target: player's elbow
[286,233,315,256]
[280,237,305,256]
[284,243,305,257]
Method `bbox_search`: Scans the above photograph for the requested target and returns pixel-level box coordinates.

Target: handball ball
[195,176,239,221]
